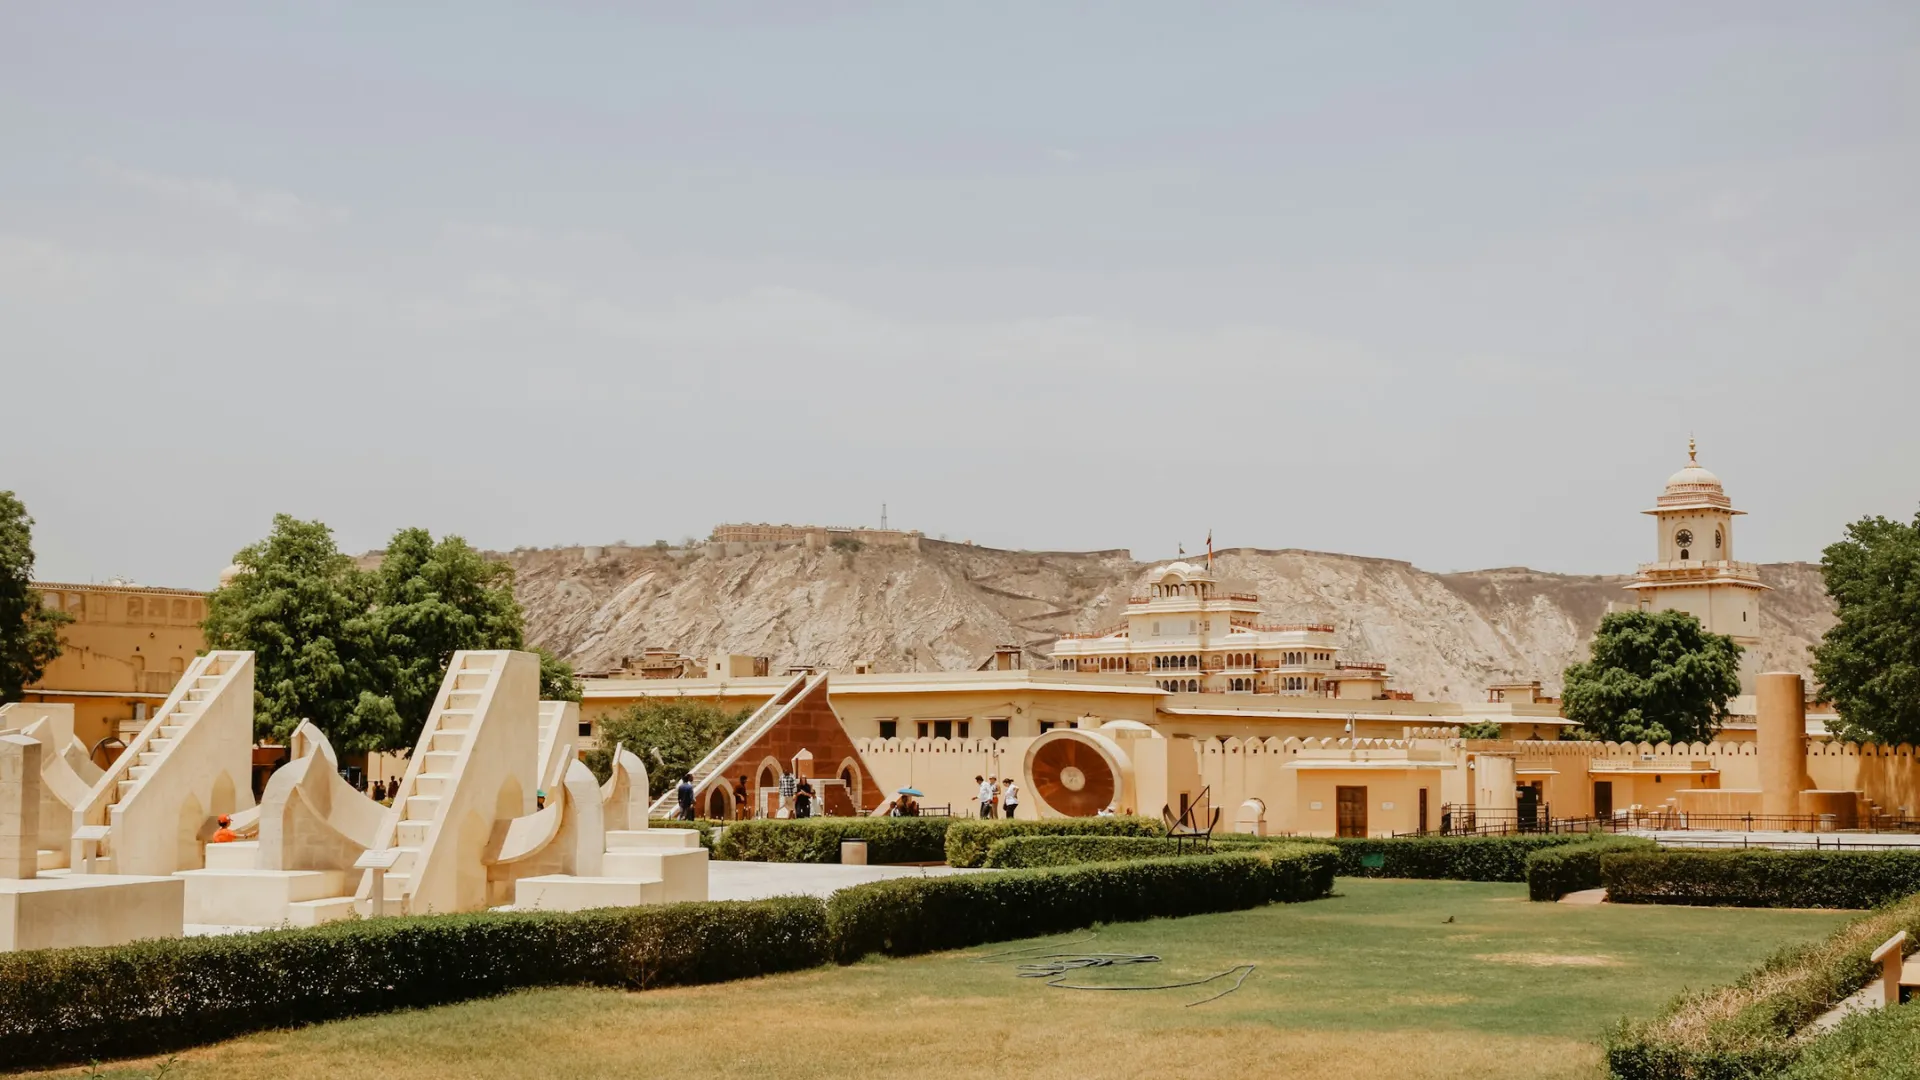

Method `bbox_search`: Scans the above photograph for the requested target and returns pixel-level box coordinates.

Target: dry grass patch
[1480,952,1621,967]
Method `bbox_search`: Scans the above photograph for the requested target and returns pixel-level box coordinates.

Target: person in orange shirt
[211,814,239,843]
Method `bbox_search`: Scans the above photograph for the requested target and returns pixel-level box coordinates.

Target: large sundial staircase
[352,650,541,915]
[71,651,255,876]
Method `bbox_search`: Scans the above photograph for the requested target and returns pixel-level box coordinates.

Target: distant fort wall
[708,523,923,555]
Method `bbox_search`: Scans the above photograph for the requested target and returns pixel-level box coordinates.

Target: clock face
[1674,529,1694,548]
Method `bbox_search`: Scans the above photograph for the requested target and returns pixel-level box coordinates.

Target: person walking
[989,776,1002,819]
[733,774,751,820]
[1002,777,1020,820]
[676,774,695,820]
[976,775,993,819]
[794,777,814,819]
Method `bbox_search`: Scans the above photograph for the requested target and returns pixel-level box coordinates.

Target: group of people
[366,775,399,803]
[975,775,1019,819]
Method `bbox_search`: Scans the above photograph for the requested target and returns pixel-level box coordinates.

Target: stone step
[159,725,186,738]
[413,773,450,798]
[430,730,465,753]
[397,820,430,846]
[137,751,160,767]
[404,795,441,821]
[116,779,137,798]
[128,765,152,781]
[606,829,700,851]
[437,709,475,730]
[422,750,459,774]
[202,840,260,871]
[148,737,175,754]
[289,895,360,926]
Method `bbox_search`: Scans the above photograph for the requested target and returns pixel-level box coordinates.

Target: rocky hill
[503,540,1834,703]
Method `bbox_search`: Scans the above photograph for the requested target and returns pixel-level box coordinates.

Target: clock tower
[1624,440,1767,692]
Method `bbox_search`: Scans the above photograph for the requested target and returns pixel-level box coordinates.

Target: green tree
[206,517,582,752]
[535,647,582,703]
[203,515,399,749]
[365,527,527,746]
[1458,720,1503,740]
[584,699,750,785]
[0,492,71,702]
[1562,609,1743,745]
[1812,510,1920,745]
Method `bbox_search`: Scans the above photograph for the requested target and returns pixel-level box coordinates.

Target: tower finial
[1688,435,1697,465]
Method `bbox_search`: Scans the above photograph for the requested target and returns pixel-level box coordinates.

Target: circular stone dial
[1030,737,1117,817]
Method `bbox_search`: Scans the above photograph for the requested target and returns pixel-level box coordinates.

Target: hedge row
[827,846,1339,963]
[943,816,1164,868]
[1320,834,1598,882]
[1524,837,1658,902]
[1605,890,1920,1079]
[0,897,828,1071]
[2,845,1337,1070]
[715,817,952,864]
[983,834,1191,868]
[1602,849,1920,910]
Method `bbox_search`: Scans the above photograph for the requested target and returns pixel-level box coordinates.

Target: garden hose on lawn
[969,934,1255,1006]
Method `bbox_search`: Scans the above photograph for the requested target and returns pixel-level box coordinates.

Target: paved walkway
[708,861,985,902]
[1644,829,1920,850]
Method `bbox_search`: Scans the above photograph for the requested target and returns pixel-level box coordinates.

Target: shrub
[0,897,828,1071]
[1781,1002,1920,1080]
[1323,834,1596,882]
[1603,849,1920,910]
[717,817,952,864]
[1525,837,1658,901]
[943,816,1164,868]
[1605,891,1920,1079]
[827,846,1338,963]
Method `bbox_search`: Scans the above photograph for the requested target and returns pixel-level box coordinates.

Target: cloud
[89,158,350,230]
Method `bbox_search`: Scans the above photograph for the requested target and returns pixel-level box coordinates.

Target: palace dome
[1664,461,1722,493]
[1157,561,1205,580]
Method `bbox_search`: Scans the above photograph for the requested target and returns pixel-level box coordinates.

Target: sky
[4,2,1917,588]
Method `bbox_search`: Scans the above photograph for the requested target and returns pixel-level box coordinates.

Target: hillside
[503,540,1834,703]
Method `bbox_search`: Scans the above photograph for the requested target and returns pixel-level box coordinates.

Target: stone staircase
[354,651,527,915]
[647,671,815,817]
[73,651,254,876]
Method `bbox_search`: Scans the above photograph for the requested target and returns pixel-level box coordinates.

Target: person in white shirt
[977,775,995,819]
[1002,778,1020,820]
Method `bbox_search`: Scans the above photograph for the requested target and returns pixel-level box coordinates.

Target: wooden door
[1418,788,1429,834]
[1594,781,1614,820]
[1336,786,1369,838]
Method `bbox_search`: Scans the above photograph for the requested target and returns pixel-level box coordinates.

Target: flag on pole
[1206,530,1213,569]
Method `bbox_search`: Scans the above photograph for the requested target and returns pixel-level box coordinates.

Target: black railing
[1395,808,1920,839]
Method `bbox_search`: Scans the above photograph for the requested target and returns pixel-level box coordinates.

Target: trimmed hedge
[1324,834,1597,882]
[716,817,952,864]
[1603,849,1920,910]
[1525,837,1658,901]
[0,897,828,1071]
[983,834,1186,868]
[1606,890,1920,1079]
[943,816,1164,868]
[827,846,1339,963]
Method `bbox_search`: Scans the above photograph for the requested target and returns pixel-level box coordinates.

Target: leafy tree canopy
[0,491,71,702]
[1562,609,1743,745]
[584,699,750,787]
[204,515,398,749]
[205,516,580,751]
[1458,720,1504,740]
[1813,509,1920,745]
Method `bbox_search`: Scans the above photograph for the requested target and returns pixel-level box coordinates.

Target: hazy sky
[6,3,1917,588]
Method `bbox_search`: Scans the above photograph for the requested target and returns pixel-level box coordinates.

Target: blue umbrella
[897,787,924,796]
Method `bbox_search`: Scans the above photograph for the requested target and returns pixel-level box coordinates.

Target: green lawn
[43,880,1852,1080]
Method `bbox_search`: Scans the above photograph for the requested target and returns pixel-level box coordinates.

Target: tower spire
[1688,435,1698,465]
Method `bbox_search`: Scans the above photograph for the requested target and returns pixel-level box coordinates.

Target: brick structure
[718,678,882,818]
